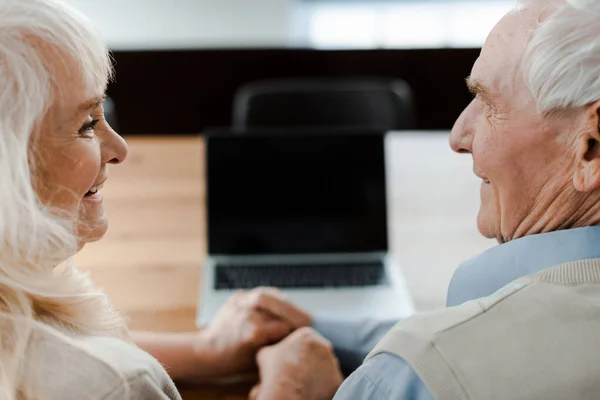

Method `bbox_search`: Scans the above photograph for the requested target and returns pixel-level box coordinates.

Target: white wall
[68,0,298,50]
[303,1,513,49]
[68,0,512,51]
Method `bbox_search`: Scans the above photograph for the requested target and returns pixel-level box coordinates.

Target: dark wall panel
[107,48,480,135]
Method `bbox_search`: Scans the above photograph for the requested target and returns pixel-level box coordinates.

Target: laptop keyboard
[215,261,386,290]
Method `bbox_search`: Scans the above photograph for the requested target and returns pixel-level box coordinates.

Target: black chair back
[233,78,415,130]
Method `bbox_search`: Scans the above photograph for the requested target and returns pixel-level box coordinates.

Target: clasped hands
[194,288,343,400]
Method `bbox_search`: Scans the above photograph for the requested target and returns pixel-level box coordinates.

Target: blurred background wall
[69,0,296,50]
[68,0,514,134]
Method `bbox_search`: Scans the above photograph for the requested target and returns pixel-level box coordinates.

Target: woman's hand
[249,327,344,400]
[195,287,312,379]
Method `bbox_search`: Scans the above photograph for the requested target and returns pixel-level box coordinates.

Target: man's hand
[196,287,312,378]
[250,327,344,400]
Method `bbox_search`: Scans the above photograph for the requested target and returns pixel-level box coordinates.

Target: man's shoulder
[365,275,600,400]
[336,279,532,400]
[28,323,177,399]
[366,277,534,367]
[383,279,530,345]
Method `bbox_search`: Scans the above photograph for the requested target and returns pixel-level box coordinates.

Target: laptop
[197,128,414,325]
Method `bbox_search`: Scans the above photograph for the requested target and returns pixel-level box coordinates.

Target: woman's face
[35,56,128,247]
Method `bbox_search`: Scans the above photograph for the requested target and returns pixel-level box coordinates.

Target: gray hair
[521,0,600,115]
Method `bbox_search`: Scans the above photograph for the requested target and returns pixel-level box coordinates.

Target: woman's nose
[100,122,128,165]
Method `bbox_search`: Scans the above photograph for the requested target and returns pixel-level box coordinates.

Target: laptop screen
[206,131,388,255]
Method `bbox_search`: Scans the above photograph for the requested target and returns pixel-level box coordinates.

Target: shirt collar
[446,226,600,307]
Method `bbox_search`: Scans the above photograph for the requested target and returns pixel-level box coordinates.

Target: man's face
[450,3,574,243]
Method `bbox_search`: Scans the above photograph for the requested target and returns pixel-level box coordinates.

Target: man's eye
[475,96,493,110]
[79,119,99,135]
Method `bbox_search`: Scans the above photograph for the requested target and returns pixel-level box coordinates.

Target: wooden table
[75,133,495,399]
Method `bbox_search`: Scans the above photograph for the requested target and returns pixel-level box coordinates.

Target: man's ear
[573,100,600,192]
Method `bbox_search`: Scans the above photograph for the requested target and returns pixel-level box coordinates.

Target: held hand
[250,327,344,400]
[197,287,312,377]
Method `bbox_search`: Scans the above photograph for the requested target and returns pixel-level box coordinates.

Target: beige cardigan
[366,259,600,400]
[15,322,181,400]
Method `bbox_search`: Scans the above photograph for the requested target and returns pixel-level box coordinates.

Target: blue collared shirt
[329,227,600,399]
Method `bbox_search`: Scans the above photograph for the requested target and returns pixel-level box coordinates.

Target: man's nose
[449,100,476,154]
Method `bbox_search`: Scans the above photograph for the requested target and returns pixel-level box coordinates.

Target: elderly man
[251,0,600,398]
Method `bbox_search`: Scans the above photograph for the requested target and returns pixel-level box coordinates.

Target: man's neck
[509,189,600,242]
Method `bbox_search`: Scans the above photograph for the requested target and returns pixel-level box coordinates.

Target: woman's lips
[83,180,105,202]
[84,181,104,197]
[82,190,103,203]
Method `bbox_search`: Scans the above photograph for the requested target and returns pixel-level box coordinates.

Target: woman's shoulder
[27,322,181,399]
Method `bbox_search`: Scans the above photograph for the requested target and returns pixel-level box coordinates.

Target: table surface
[74,133,495,399]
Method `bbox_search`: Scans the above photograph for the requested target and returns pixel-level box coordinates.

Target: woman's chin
[76,217,108,248]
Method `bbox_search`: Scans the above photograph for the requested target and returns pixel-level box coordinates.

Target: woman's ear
[573,100,600,192]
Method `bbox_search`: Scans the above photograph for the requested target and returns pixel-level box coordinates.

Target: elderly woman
[0,0,344,399]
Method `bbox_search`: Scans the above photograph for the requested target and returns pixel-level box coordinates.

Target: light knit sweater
[12,322,180,399]
[366,259,600,400]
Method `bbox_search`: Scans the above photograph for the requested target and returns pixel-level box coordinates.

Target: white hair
[521,0,600,115]
[0,0,128,398]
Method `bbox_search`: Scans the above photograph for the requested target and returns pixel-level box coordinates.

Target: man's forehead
[470,9,535,93]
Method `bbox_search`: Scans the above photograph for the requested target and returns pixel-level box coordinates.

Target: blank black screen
[207,132,388,255]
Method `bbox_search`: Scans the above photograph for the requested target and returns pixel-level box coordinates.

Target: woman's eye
[78,118,99,136]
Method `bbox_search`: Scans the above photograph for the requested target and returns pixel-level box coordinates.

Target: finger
[254,286,287,299]
[249,311,293,345]
[289,327,334,352]
[295,326,330,345]
[255,343,279,374]
[230,289,247,304]
[260,318,294,344]
[246,290,312,328]
[249,384,261,400]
